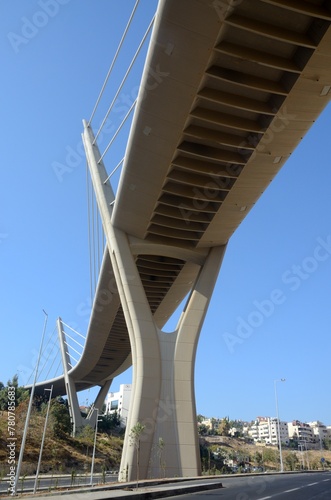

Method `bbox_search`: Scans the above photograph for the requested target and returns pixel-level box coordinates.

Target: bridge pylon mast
[57,317,84,435]
[82,120,226,480]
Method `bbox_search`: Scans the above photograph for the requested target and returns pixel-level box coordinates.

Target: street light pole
[274,378,285,472]
[33,385,53,494]
[13,310,48,495]
[90,408,99,486]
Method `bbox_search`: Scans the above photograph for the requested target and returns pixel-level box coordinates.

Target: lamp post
[33,385,53,494]
[90,408,99,486]
[13,310,48,495]
[274,378,285,472]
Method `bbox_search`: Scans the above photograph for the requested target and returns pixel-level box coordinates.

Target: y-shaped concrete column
[110,230,226,480]
[82,121,226,480]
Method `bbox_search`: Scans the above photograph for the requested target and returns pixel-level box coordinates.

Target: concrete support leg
[94,379,113,410]
[86,380,113,426]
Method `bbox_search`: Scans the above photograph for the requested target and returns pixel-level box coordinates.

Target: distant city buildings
[199,414,331,450]
[105,385,330,449]
[245,417,331,450]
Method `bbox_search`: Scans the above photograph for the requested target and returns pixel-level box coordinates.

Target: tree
[78,424,95,457]
[252,451,263,467]
[284,452,299,471]
[228,419,244,438]
[156,437,166,477]
[263,447,278,469]
[50,398,72,438]
[0,374,29,410]
[210,417,218,435]
[323,438,331,450]
[98,412,121,434]
[198,423,208,436]
[129,422,145,487]
[218,417,231,436]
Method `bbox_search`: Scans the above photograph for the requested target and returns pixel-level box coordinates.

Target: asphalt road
[1,472,331,499]
[161,472,331,499]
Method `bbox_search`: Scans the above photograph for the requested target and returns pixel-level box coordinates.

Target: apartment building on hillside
[248,416,289,445]
[287,420,315,446]
[307,421,329,445]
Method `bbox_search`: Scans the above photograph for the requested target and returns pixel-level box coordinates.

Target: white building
[105,384,131,427]
[307,421,328,445]
[248,421,259,442]
[288,420,314,444]
[248,416,289,445]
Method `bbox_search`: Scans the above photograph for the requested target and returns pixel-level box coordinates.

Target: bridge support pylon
[113,235,226,481]
[57,317,84,435]
[57,317,112,434]
[82,121,227,480]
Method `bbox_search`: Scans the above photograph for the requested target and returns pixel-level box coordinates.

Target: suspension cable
[67,352,79,364]
[93,15,155,144]
[44,345,61,380]
[53,357,63,378]
[64,341,82,359]
[88,0,141,126]
[61,321,86,339]
[98,100,136,163]
[63,331,85,350]
[36,326,58,379]
[104,157,124,184]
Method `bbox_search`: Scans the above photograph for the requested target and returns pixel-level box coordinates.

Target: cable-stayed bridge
[27,0,331,482]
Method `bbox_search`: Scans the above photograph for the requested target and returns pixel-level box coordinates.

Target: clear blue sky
[1,1,331,427]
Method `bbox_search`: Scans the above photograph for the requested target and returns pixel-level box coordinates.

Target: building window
[111,400,119,410]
